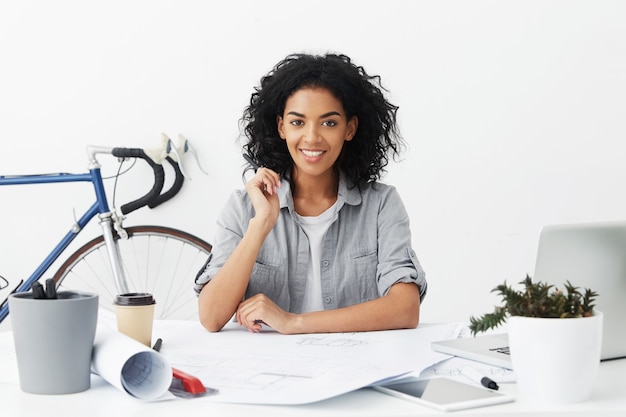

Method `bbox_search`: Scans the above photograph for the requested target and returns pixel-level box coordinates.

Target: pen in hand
[461,366,499,390]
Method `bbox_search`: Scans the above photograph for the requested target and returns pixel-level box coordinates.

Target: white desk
[1,323,625,416]
[1,360,626,417]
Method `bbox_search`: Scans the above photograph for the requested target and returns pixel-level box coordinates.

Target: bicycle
[0,135,212,323]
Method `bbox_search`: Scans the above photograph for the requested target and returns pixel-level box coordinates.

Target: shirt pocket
[246,257,284,299]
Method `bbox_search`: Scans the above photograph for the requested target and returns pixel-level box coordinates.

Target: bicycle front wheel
[53,226,211,320]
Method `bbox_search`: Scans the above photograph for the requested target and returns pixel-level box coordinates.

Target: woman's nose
[303,124,321,143]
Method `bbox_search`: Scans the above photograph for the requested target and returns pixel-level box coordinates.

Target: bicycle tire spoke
[53,226,211,320]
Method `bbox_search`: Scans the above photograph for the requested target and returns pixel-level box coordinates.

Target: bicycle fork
[98,213,130,295]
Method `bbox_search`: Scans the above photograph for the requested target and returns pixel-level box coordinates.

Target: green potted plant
[468,275,602,405]
[468,274,598,335]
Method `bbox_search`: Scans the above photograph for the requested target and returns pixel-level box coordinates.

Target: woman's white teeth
[302,150,323,157]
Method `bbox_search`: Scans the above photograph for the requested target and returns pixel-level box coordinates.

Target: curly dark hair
[241,53,404,187]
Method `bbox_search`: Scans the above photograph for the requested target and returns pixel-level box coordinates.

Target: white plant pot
[508,311,603,404]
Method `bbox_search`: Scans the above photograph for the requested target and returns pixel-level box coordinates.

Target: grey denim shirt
[194,173,427,314]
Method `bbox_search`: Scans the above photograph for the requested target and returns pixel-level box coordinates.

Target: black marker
[45,278,57,299]
[152,337,163,352]
[31,282,46,299]
[461,366,499,390]
[242,154,259,172]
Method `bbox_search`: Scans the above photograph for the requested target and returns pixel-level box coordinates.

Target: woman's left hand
[236,294,296,334]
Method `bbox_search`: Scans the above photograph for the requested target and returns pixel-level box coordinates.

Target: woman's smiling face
[277,87,358,179]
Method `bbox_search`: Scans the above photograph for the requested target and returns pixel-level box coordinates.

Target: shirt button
[322,260,330,267]
[324,297,332,303]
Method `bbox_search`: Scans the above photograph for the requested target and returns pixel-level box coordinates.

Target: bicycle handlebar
[148,156,184,209]
[88,135,206,215]
[111,147,167,215]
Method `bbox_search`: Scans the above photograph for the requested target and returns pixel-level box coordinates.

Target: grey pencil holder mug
[8,290,98,394]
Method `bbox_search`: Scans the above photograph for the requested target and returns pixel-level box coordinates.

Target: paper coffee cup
[113,293,156,347]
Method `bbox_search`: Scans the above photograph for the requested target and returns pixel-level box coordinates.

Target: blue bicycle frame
[0,155,129,323]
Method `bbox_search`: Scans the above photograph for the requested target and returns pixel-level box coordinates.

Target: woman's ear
[277,116,286,139]
[345,116,358,141]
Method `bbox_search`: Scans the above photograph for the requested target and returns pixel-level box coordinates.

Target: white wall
[1,0,625,324]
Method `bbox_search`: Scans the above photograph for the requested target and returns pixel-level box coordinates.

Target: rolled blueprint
[91,325,172,400]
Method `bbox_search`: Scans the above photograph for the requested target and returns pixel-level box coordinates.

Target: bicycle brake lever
[165,136,190,179]
[178,134,209,177]
[144,133,172,166]
[152,132,190,179]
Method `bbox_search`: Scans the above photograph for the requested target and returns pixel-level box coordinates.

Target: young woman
[195,53,427,334]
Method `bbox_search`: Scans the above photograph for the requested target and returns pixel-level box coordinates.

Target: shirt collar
[278,171,363,212]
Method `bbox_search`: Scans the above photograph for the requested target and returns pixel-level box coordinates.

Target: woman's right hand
[245,167,281,231]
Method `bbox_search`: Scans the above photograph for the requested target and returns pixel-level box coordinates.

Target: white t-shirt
[296,202,337,313]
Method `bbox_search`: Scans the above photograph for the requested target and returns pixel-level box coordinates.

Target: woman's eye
[290,120,304,126]
[322,120,337,127]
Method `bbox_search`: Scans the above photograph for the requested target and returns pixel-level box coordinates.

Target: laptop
[432,220,626,368]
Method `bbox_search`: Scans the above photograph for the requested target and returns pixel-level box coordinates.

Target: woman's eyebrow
[286,111,342,118]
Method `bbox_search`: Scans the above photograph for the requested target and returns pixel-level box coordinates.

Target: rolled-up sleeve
[375,187,427,301]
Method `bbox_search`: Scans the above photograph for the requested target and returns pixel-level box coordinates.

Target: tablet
[372,377,515,412]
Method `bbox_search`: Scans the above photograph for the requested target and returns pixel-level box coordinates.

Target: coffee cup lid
[114,292,155,306]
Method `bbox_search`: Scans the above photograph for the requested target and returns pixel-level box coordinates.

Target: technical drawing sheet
[153,320,460,404]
